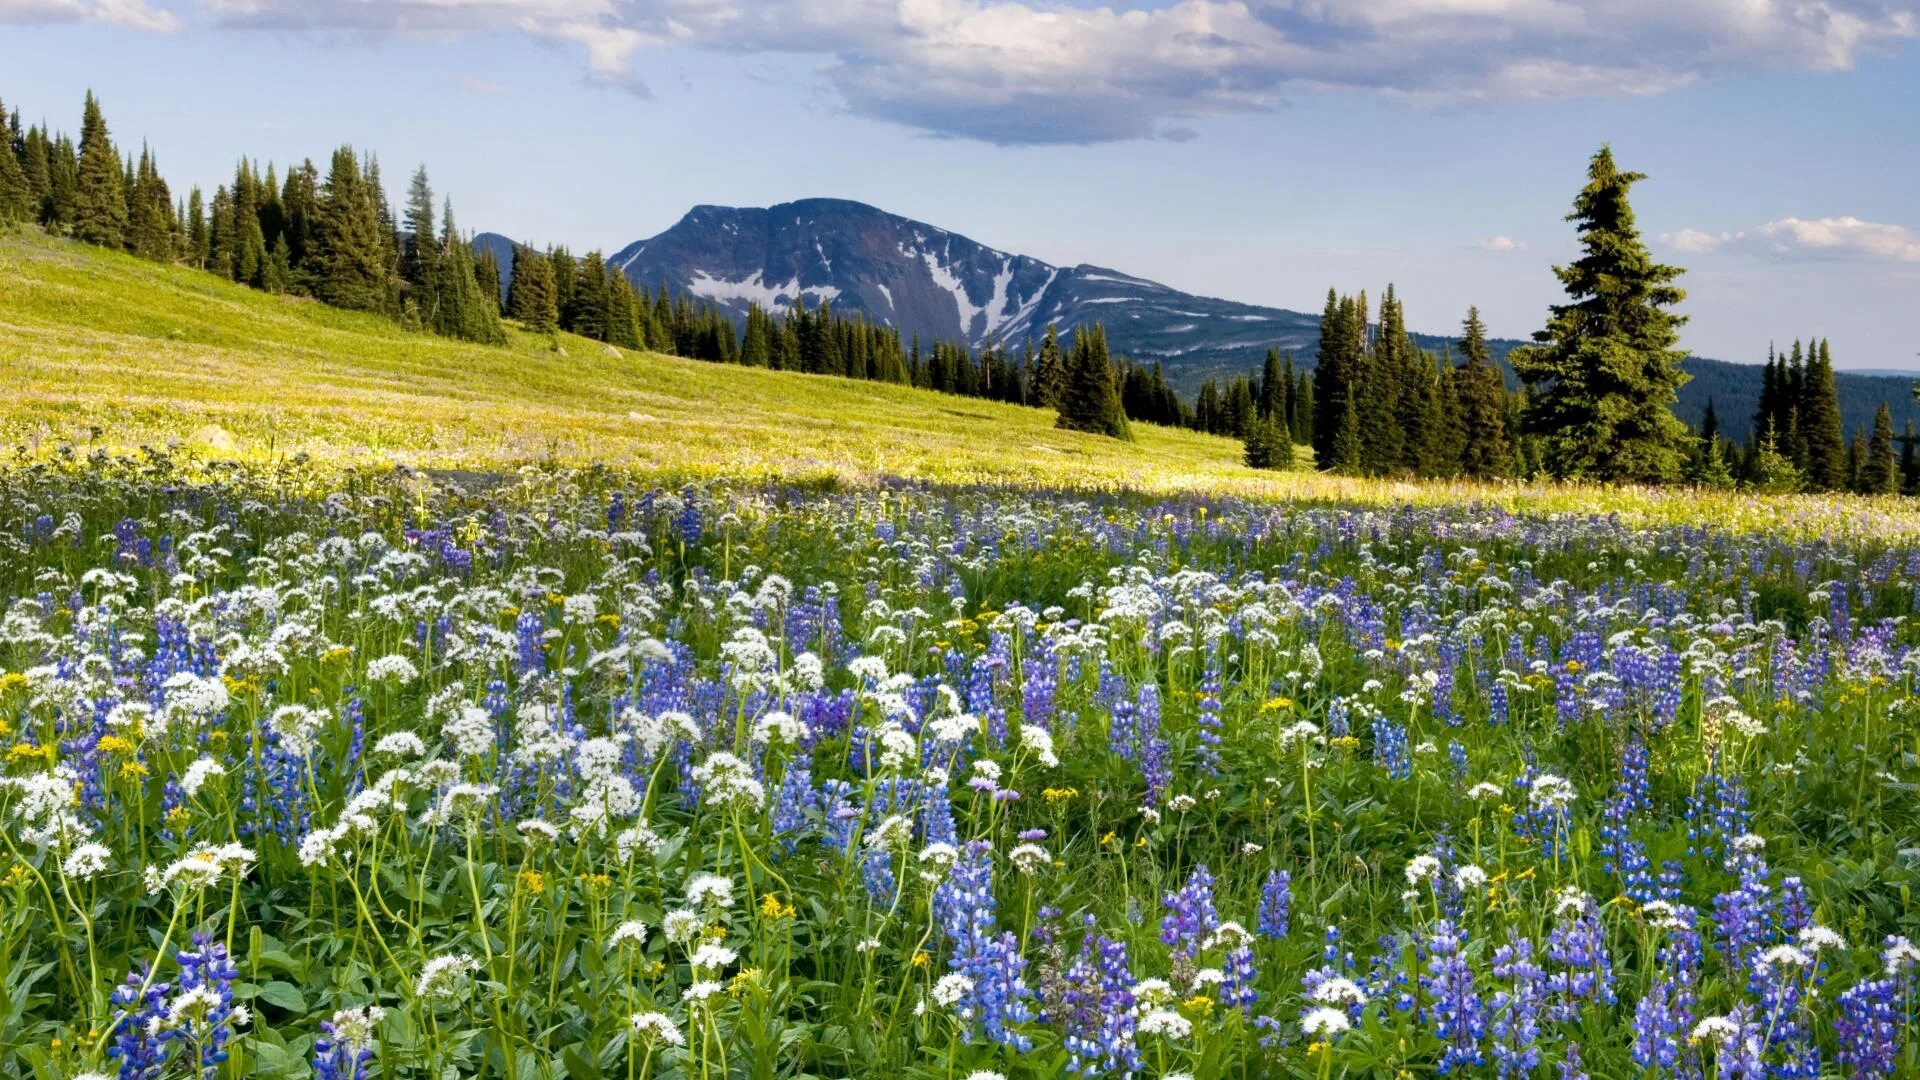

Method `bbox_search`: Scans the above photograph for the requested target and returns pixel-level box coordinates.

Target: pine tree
[1863,402,1898,495]
[1312,288,1354,469]
[1903,420,1918,495]
[44,132,78,232]
[127,144,174,260]
[0,96,29,225]
[605,270,642,349]
[401,165,438,321]
[569,251,612,341]
[508,244,558,335]
[309,146,393,313]
[1746,422,1804,493]
[230,162,267,287]
[1799,339,1847,490]
[186,186,208,268]
[1511,146,1692,484]
[1454,306,1510,479]
[1054,324,1130,439]
[280,160,319,284]
[1032,325,1066,408]
[549,246,577,331]
[71,91,126,248]
[1243,411,1293,470]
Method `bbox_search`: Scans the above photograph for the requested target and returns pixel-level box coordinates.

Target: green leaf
[257,980,308,1012]
[563,1045,603,1080]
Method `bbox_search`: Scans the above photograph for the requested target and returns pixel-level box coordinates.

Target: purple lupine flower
[1835,977,1902,1079]
[1489,933,1543,1079]
[1422,920,1487,1074]
[1159,864,1219,960]
[1257,869,1291,940]
[1058,932,1140,1076]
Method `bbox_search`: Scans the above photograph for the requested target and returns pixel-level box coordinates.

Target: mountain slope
[481,198,1920,437]
[0,230,1258,488]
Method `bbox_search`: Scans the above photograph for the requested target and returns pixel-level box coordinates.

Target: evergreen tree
[1054,324,1130,439]
[309,146,393,313]
[1312,288,1354,469]
[1902,420,1918,494]
[1799,338,1847,490]
[569,251,612,341]
[1032,325,1066,408]
[1454,306,1510,478]
[230,162,267,287]
[549,246,577,331]
[1746,423,1804,493]
[605,270,642,349]
[127,144,174,260]
[508,244,558,334]
[1863,402,1898,495]
[1511,146,1692,484]
[1258,349,1285,418]
[0,96,30,225]
[186,186,208,268]
[71,91,126,248]
[44,132,78,232]
[428,201,504,344]
[1242,411,1293,470]
[401,165,438,319]
[280,160,319,284]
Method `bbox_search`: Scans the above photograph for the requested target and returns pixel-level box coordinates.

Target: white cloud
[13,0,1919,143]
[1664,228,1728,254]
[1665,217,1920,262]
[1477,235,1526,252]
[0,0,179,31]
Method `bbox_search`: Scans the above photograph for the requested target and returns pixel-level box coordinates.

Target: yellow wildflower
[517,870,546,896]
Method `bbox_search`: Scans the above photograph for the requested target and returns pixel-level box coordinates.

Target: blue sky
[4,0,1918,367]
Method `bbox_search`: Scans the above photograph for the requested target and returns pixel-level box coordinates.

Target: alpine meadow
[2,7,1920,1080]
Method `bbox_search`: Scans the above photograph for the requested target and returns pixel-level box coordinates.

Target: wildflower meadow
[2,457,1917,1079]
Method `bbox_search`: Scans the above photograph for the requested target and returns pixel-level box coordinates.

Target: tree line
[0,91,506,345]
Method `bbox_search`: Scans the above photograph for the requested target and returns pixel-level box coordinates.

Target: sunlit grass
[5,228,1920,538]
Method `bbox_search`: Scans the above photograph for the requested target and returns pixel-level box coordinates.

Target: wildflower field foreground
[2,458,1918,1080]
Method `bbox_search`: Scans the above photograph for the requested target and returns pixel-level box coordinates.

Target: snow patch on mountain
[688,270,839,310]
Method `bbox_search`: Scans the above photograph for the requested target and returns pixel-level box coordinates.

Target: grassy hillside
[7,229,1920,538]
[0,229,1259,488]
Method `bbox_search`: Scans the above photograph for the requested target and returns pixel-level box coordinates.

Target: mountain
[476,198,1920,437]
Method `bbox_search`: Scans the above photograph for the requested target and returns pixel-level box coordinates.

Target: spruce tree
[0,98,30,225]
[71,91,126,248]
[186,187,208,268]
[310,147,392,313]
[127,144,173,260]
[402,165,438,320]
[570,251,612,341]
[1511,146,1692,484]
[1054,324,1130,439]
[1902,420,1919,494]
[1243,411,1292,470]
[1455,306,1510,478]
[1864,402,1898,495]
[1032,325,1066,408]
[1312,288,1354,469]
[1259,349,1285,418]
[1799,339,1847,490]
[508,244,558,335]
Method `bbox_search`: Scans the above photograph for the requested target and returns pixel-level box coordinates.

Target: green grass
[0,229,1266,489]
[7,227,1920,537]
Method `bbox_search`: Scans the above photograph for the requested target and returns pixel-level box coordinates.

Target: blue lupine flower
[1257,869,1291,940]
[1422,920,1487,1074]
[1159,864,1219,960]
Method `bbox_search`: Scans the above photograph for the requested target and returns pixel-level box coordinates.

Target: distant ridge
[475,199,1920,435]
